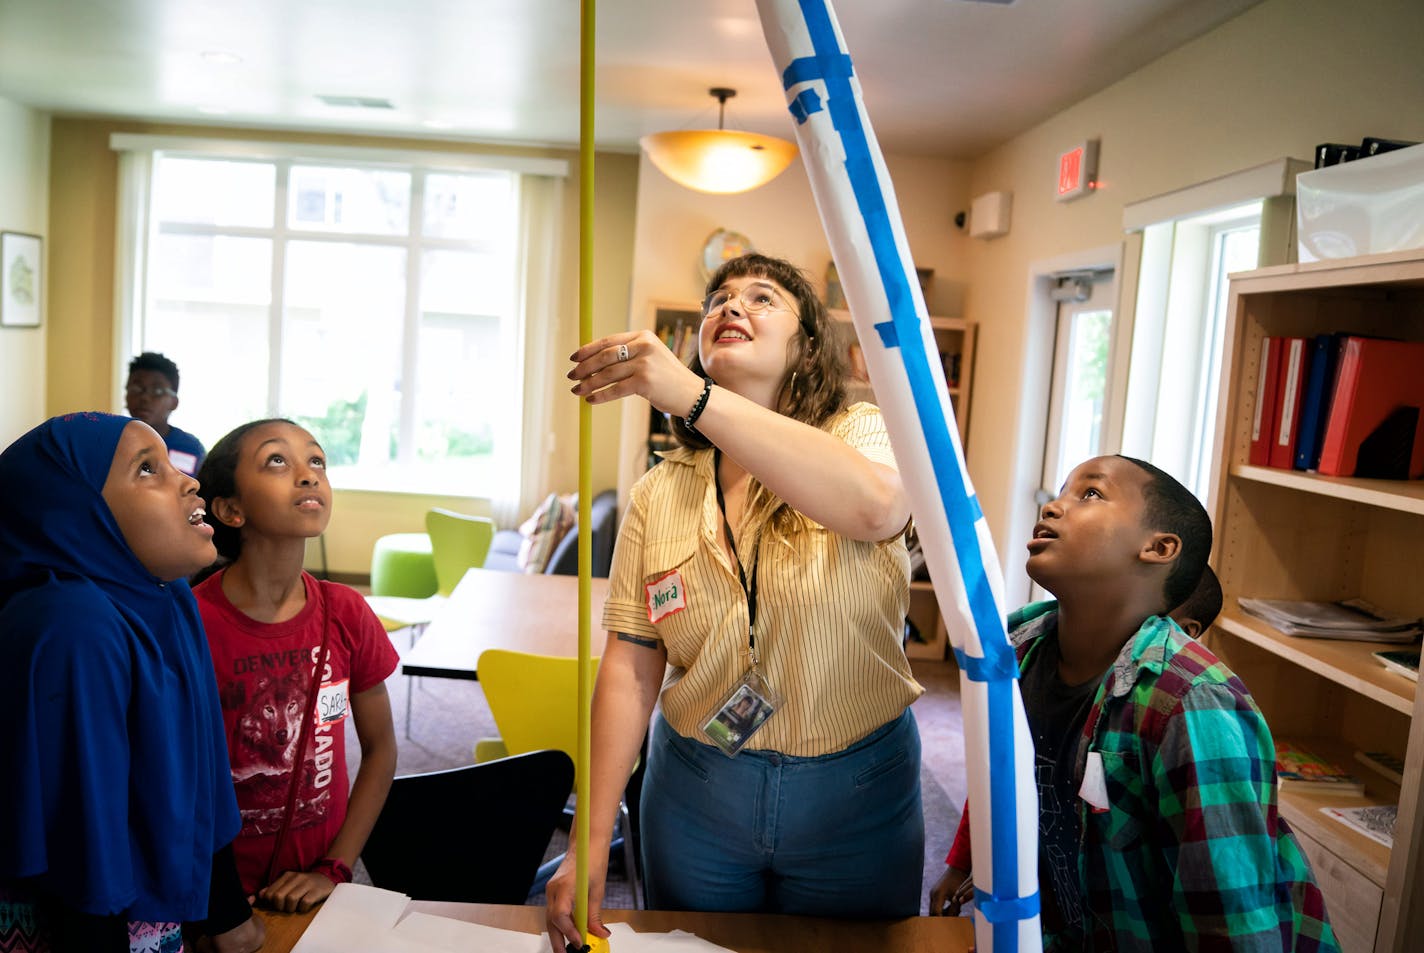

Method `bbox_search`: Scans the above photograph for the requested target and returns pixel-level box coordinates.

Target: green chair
[369,532,438,598]
[424,508,495,596]
[475,649,640,906]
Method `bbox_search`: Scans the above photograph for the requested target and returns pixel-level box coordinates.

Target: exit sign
[1056,139,1099,201]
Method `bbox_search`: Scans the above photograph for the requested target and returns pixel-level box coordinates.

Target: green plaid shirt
[1010,603,1339,952]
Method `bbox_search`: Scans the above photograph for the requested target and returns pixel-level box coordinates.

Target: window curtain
[111,147,152,412]
[502,172,563,528]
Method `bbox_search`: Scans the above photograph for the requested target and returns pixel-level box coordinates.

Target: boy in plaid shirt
[934,455,1336,951]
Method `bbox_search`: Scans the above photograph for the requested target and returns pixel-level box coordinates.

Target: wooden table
[402,568,612,680]
[259,900,975,952]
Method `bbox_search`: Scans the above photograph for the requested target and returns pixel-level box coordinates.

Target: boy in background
[125,351,206,475]
[933,456,1335,951]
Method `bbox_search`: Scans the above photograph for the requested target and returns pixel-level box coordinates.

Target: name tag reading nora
[316,678,350,726]
[645,570,687,623]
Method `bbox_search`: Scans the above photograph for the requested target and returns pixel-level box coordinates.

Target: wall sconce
[639,88,798,195]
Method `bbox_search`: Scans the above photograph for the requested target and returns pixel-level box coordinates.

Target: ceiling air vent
[316,95,395,110]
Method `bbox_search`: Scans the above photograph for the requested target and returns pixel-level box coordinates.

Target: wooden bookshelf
[1205,250,1424,953]
[829,310,976,446]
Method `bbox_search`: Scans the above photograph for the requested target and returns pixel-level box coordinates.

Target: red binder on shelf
[1317,336,1424,478]
[1250,337,1283,466]
[1269,337,1310,469]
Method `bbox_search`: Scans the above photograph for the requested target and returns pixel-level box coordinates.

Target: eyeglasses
[125,384,176,399]
[702,282,796,319]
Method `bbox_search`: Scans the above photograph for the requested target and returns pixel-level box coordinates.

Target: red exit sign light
[1057,139,1099,201]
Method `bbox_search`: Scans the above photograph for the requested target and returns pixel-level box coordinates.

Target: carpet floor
[348,630,966,916]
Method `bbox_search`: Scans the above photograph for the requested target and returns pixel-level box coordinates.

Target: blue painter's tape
[782,54,853,91]
[953,647,1019,683]
[975,887,1041,923]
[874,320,897,349]
[788,89,823,124]
[789,1,1032,945]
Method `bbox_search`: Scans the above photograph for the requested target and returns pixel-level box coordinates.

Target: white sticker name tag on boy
[645,570,686,623]
[1079,750,1110,812]
[316,678,350,726]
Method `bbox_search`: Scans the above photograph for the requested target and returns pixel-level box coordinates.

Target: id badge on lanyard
[700,450,782,757]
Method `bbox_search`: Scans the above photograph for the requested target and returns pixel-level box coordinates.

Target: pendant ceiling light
[639,87,798,195]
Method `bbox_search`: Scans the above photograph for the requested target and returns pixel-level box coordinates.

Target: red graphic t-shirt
[195,570,398,894]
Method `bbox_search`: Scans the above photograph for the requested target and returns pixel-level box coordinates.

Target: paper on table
[605,923,738,953]
[288,884,743,953]
[291,884,440,953]
[392,912,544,952]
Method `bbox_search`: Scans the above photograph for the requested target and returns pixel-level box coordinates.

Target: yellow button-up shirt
[602,402,923,757]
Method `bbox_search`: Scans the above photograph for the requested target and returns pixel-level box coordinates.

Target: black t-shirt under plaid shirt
[1020,626,1101,939]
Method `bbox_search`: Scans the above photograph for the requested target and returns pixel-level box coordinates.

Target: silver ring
[616,343,630,363]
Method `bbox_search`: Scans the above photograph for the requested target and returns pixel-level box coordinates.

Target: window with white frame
[1117,158,1308,503]
[113,138,566,508]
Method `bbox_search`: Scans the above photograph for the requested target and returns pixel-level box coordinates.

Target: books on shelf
[1275,740,1365,795]
[1294,333,1345,471]
[1238,597,1423,643]
[1321,804,1398,849]
[1269,336,1310,470]
[1250,336,1284,466]
[1316,336,1424,479]
[1373,648,1421,681]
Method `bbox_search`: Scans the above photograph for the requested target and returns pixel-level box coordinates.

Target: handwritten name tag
[645,570,687,623]
[316,678,350,726]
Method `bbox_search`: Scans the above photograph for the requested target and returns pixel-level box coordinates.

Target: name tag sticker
[1079,750,1110,813]
[316,678,350,726]
[169,449,198,475]
[645,570,687,623]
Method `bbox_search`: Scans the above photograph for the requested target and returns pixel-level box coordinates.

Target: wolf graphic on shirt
[223,664,332,835]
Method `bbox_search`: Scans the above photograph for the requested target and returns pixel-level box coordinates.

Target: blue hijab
[0,413,240,921]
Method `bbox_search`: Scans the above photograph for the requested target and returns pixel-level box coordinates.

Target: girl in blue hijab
[0,414,261,953]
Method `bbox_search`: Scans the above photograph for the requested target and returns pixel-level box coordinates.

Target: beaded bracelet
[310,856,353,885]
[683,377,714,432]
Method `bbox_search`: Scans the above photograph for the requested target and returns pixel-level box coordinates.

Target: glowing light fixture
[639,88,798,195]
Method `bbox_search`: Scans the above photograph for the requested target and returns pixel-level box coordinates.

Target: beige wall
[961,0,1424,588]
[0,96,50,446]
[45,119,639,575]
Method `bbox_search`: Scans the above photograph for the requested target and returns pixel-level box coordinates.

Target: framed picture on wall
[1,231,42,328]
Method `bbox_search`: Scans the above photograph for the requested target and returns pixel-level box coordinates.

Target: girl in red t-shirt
[194,419,398,914]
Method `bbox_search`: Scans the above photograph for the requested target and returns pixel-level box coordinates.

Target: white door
[1031,273,1115,601]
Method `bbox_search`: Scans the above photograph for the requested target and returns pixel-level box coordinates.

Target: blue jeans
[639,708,924,917]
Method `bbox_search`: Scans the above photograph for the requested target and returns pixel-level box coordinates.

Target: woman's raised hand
[569,330,706,419]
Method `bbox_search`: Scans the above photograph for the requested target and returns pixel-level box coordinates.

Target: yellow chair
[475,649,639,905]
[425,508,495,597]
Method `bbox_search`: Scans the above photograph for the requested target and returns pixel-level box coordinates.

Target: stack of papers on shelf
[1321,804,1398,849]
[1238,597,1423,643]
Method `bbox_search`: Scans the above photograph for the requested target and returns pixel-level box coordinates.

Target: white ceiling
[0,0,1262,159]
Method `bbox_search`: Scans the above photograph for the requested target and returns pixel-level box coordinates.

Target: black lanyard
[714,450,760,656]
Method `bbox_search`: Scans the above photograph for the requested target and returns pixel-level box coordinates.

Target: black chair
[361,749,574,903]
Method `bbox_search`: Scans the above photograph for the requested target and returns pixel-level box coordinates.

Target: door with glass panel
[1032,272,1114,601]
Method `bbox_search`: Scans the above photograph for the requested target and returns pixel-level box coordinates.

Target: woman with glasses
[547,253,924,949]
